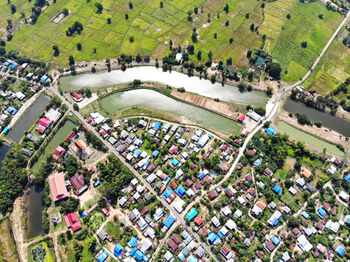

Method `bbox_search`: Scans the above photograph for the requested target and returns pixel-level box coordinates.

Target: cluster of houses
[36,108,62,134]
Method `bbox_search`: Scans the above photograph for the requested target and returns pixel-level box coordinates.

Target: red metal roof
[64,212,81,232]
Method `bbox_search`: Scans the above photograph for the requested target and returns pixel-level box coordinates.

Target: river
[100,89,241,135]
[283,99,350,137]
[7,94,51,142]
[60,66,266,106]
[25,185,45,239]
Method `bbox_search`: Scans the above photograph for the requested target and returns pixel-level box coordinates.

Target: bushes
[85,131,108,152]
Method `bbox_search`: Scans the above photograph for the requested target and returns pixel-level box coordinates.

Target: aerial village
[3,88,345,262]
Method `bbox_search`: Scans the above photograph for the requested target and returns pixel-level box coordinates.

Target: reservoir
[25,185,45,239]
[283,99,350,137]
[7,94,51,142]
[99,89,241,135]
[60,66,266,107]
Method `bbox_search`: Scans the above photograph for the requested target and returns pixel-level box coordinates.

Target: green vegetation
[0,219,20,262]
[0,0,342,83]
[28,240,54,262]
[32,120,75,174]
[276,121,344,156]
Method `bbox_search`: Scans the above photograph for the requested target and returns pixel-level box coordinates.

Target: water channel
[100,89,241,134]
[283,99,350,137]
[25,184,45,239]
[60,66,267,106]
[7,93,51,142]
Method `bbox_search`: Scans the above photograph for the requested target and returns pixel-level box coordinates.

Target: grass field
[32,120,75,174]
[0,219,19,262]
[303,27,350,94]
[276,121,344,157]
[0,0,343,82]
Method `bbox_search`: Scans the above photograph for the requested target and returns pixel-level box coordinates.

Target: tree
[125,14,129,20]
[266,62,281,79]
[77,42,81,51]
[213,33,217,39]
[223,3,229,14]
[129,2,133,9]
[95,3,103,13]
[229,38,233,44]
[91,67,96,73]
[73,103,79,111]
[129,36,134,43]
[196,50,202,60]
[62,8,68,16]
[194,7,198,14]
[68,55,75,66]
[301,41,307,48]
[266,87,273,97]
[225,20,229,26]
[52,45,59,56]
[247,50,252,58]
[245,13,249,19]
[318,14,323,19]
[0,47,6,56]
[286,13,291,19]
[191,31,197,42]
[107,17,111,24]
[10,4,16,14]
[210,74,216,84]
[160,2,163,8]
[250,23,255,31]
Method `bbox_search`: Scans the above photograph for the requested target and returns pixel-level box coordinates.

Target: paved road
[48,86,218,261]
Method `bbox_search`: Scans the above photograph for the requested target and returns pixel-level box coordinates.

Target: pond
[60,66,267,107]
[7,94,51,142]
[283,99,350,137]
[99,89,241,135]
[0,144,11,171]
[25,184,45,239]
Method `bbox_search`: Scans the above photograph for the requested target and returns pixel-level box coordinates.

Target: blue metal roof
[95,250,108,262]
[336,245,345,257]
[177,186,186,197]
[152,150,159,157]
[271,236,280,246]
[208,232,218,243]
[114,244,123,257]
[302,211,309,219]
[171,158,179,167]
[273,185,282,194]
[186,208,198,221]
[128,237,137,247]
[163,189,173,199]
[164,215,176,228]
[153,122,161,130]
[318,207,326,218]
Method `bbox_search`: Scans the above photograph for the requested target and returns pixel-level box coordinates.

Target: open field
[0,218,20,262]
[276,121,344,157]
[32,120,75,174]
[0,0,343,81]
[303,27,350,94]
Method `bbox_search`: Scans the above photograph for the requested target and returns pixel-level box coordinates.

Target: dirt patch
[0,218,20,262]
[171,89,238,119]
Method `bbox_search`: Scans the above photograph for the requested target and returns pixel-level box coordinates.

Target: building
[72,92,83,102]
[301,167,311,178]
[70,173,88,195]
[48,172,68,202]
[52,146,65,160]
[64,212,81,232]
[297,234,313,252]
[268,211,282,226]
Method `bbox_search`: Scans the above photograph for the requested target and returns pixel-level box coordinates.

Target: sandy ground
[277,111,349,146]
[10,197,26,262]
[78,93,98,109]
[171,89,238,119]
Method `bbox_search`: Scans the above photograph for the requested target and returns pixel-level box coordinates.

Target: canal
[7,94,51,142]
[283,99,350,137]
[99,89,241,135]
[60,66,267,107]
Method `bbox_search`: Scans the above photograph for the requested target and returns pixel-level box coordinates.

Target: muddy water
[25,185,45,239]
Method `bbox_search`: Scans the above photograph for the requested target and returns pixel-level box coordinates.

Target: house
[102,208,110,217]
[339,190,349,202]
[70,173,88,195]
[317,207,326,218]
[186,208,198,221]
[301,167,311,178]
[295,177,305,187]
[95,250,108,262]
[264,241,276,252]
[48,172,68,202]
[114,244,123,258]
[167,239,178,251]
[53,146,65,160]
[64,212,81,232]
[97,228,108,241]
[273,185,282,195]
[282,251,290,262]
[208,232,221,245]
[268,211,282,226]
[264,168,273,176]
[297,234,313,252]
[38,117,51,128]
[211,216,221,227]
[289,187,297,195]
[72,92,83,102]
[21,148,33,157]
[238,113,245,122]
[335,245,345,258]
[220,245,233,260]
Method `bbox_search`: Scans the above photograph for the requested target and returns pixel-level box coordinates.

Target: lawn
[1,0,343,83]
[32,120,76,174]
[276,121,344,157]
[88,212,105,231]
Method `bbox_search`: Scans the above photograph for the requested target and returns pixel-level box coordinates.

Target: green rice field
[276,121,344,157]
[0,0,343,82]
[32,120,75,173]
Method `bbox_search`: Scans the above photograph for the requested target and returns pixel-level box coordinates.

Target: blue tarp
[177,186,186,197]
[265,127,276,135]
[271,236,280,246]
[186,208,198,221]
[128,237,137,247]
[336,245,345,257]
[318,207,326,218]
[302,211,309,219]
[345,174,350,181]
[164,215,176,228]
[153,122,161,130]
[95,250,108,262]
[208,232,218,244]
[163,189,173,199]
[114,244,123,257]
[254,159,262,167]
[273,185,282,194]
[152,150,159,157]
[171,158,179,167]
[94,180,101,187]
[80,211,88,218]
